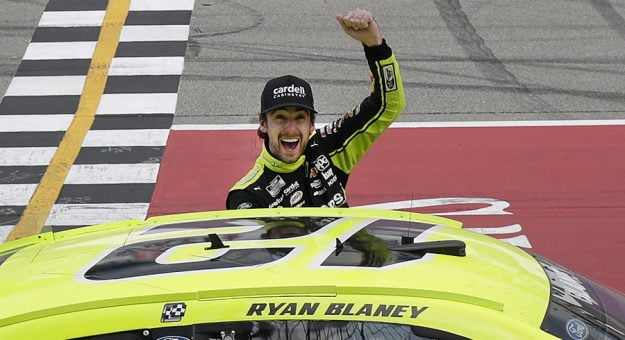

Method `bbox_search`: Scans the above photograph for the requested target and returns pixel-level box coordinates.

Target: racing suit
[226,40,404,209]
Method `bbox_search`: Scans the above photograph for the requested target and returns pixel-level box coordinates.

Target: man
[226,9,405,209]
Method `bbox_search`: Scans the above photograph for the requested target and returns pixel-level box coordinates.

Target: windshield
[73,320,468,340]
[534,254,625,339]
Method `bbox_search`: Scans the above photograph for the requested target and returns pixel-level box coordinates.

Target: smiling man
[226,9,405,209]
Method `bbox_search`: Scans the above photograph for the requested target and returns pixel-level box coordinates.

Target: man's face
[261,106,314,163]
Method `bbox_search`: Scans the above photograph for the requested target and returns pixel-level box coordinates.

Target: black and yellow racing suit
[226,40,405,209]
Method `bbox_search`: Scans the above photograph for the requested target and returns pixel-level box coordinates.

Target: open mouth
[280,138,299,151]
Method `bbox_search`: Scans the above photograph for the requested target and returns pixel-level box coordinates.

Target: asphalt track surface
[1,0,625,294]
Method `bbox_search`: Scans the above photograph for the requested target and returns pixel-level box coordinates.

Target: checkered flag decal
[161,302,186,322]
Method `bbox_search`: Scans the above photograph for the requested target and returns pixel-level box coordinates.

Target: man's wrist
[363,39,391,59]
[363,37,383,48]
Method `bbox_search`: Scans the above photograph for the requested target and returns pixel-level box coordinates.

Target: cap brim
[261,103,316,115]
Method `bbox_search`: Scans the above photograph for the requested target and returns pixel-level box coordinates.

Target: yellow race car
[1,208,624,339]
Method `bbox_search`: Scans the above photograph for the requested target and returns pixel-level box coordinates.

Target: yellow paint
[7,0,130,241]
[0,208,555,339]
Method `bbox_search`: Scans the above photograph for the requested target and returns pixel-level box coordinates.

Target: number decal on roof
[80,216,436,281]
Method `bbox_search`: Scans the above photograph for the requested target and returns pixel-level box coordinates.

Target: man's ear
[259,115,267,133]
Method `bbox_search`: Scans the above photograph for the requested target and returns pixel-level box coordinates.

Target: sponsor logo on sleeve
[321,119,344,137]
[344,105,358,118]
[382,64,397,92]
[239,167,260,185]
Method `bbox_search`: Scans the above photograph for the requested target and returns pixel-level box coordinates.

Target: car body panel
[0,208,556,339]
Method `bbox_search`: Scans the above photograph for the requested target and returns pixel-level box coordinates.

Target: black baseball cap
[260,75,316,115]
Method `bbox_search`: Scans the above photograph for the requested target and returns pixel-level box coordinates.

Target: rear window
[535,254,625,339]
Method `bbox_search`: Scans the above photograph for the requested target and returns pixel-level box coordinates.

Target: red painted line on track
[151,125,625,293]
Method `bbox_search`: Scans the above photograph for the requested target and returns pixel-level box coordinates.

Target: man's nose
[284,118,297,129]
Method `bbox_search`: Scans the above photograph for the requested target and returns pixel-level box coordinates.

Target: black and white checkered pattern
[161,302,186,322]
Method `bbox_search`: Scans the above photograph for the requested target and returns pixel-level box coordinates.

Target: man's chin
[279,151,302,164]
[281,156,299,164]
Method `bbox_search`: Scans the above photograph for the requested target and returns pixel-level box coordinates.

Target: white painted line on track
[0,147,57,166]
[171,119,625,130]
[500,235,531,248]
[171,124,258,131]
[0,226,13,243]
[0,115,73,132]
[130,0,195,11]
[96,93,178,114]
[38,11,106,27]
[6,76,86,96]
[466,224,522,234]
[389,120,625,128]
[109,57,185,76]
[66,164,160,184]
[24,42,97,60]
[46,203,151,226]
[82,129,170,147]
[82,129,169,147]
[119,25,190,42]
[0,184,38,206]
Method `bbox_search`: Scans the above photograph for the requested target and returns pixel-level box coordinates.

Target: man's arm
[322,9,405,174]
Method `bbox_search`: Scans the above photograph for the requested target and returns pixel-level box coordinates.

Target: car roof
[0,208,551,338]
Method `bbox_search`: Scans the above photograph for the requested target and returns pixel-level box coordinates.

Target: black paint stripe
[0,95,79,115]
[31,27,100,42]
[0,206,24,225]
[56,184,155,204]
[115,41,188,57]
[16,59,91,76]
[92,114,173,130]
[75,146,165,164]
[104,75,181,93]
[0,132,65,147]
[0,166,46,184]
[45,0,108,11]
[126,11,192,25]
[32,27,101,42]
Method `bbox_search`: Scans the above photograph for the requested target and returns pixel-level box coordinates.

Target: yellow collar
[259,143,306,173]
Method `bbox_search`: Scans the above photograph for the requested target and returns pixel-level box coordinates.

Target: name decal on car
[246,302,428,319]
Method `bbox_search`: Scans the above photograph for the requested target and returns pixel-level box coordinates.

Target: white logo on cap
[273,85,306,98]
